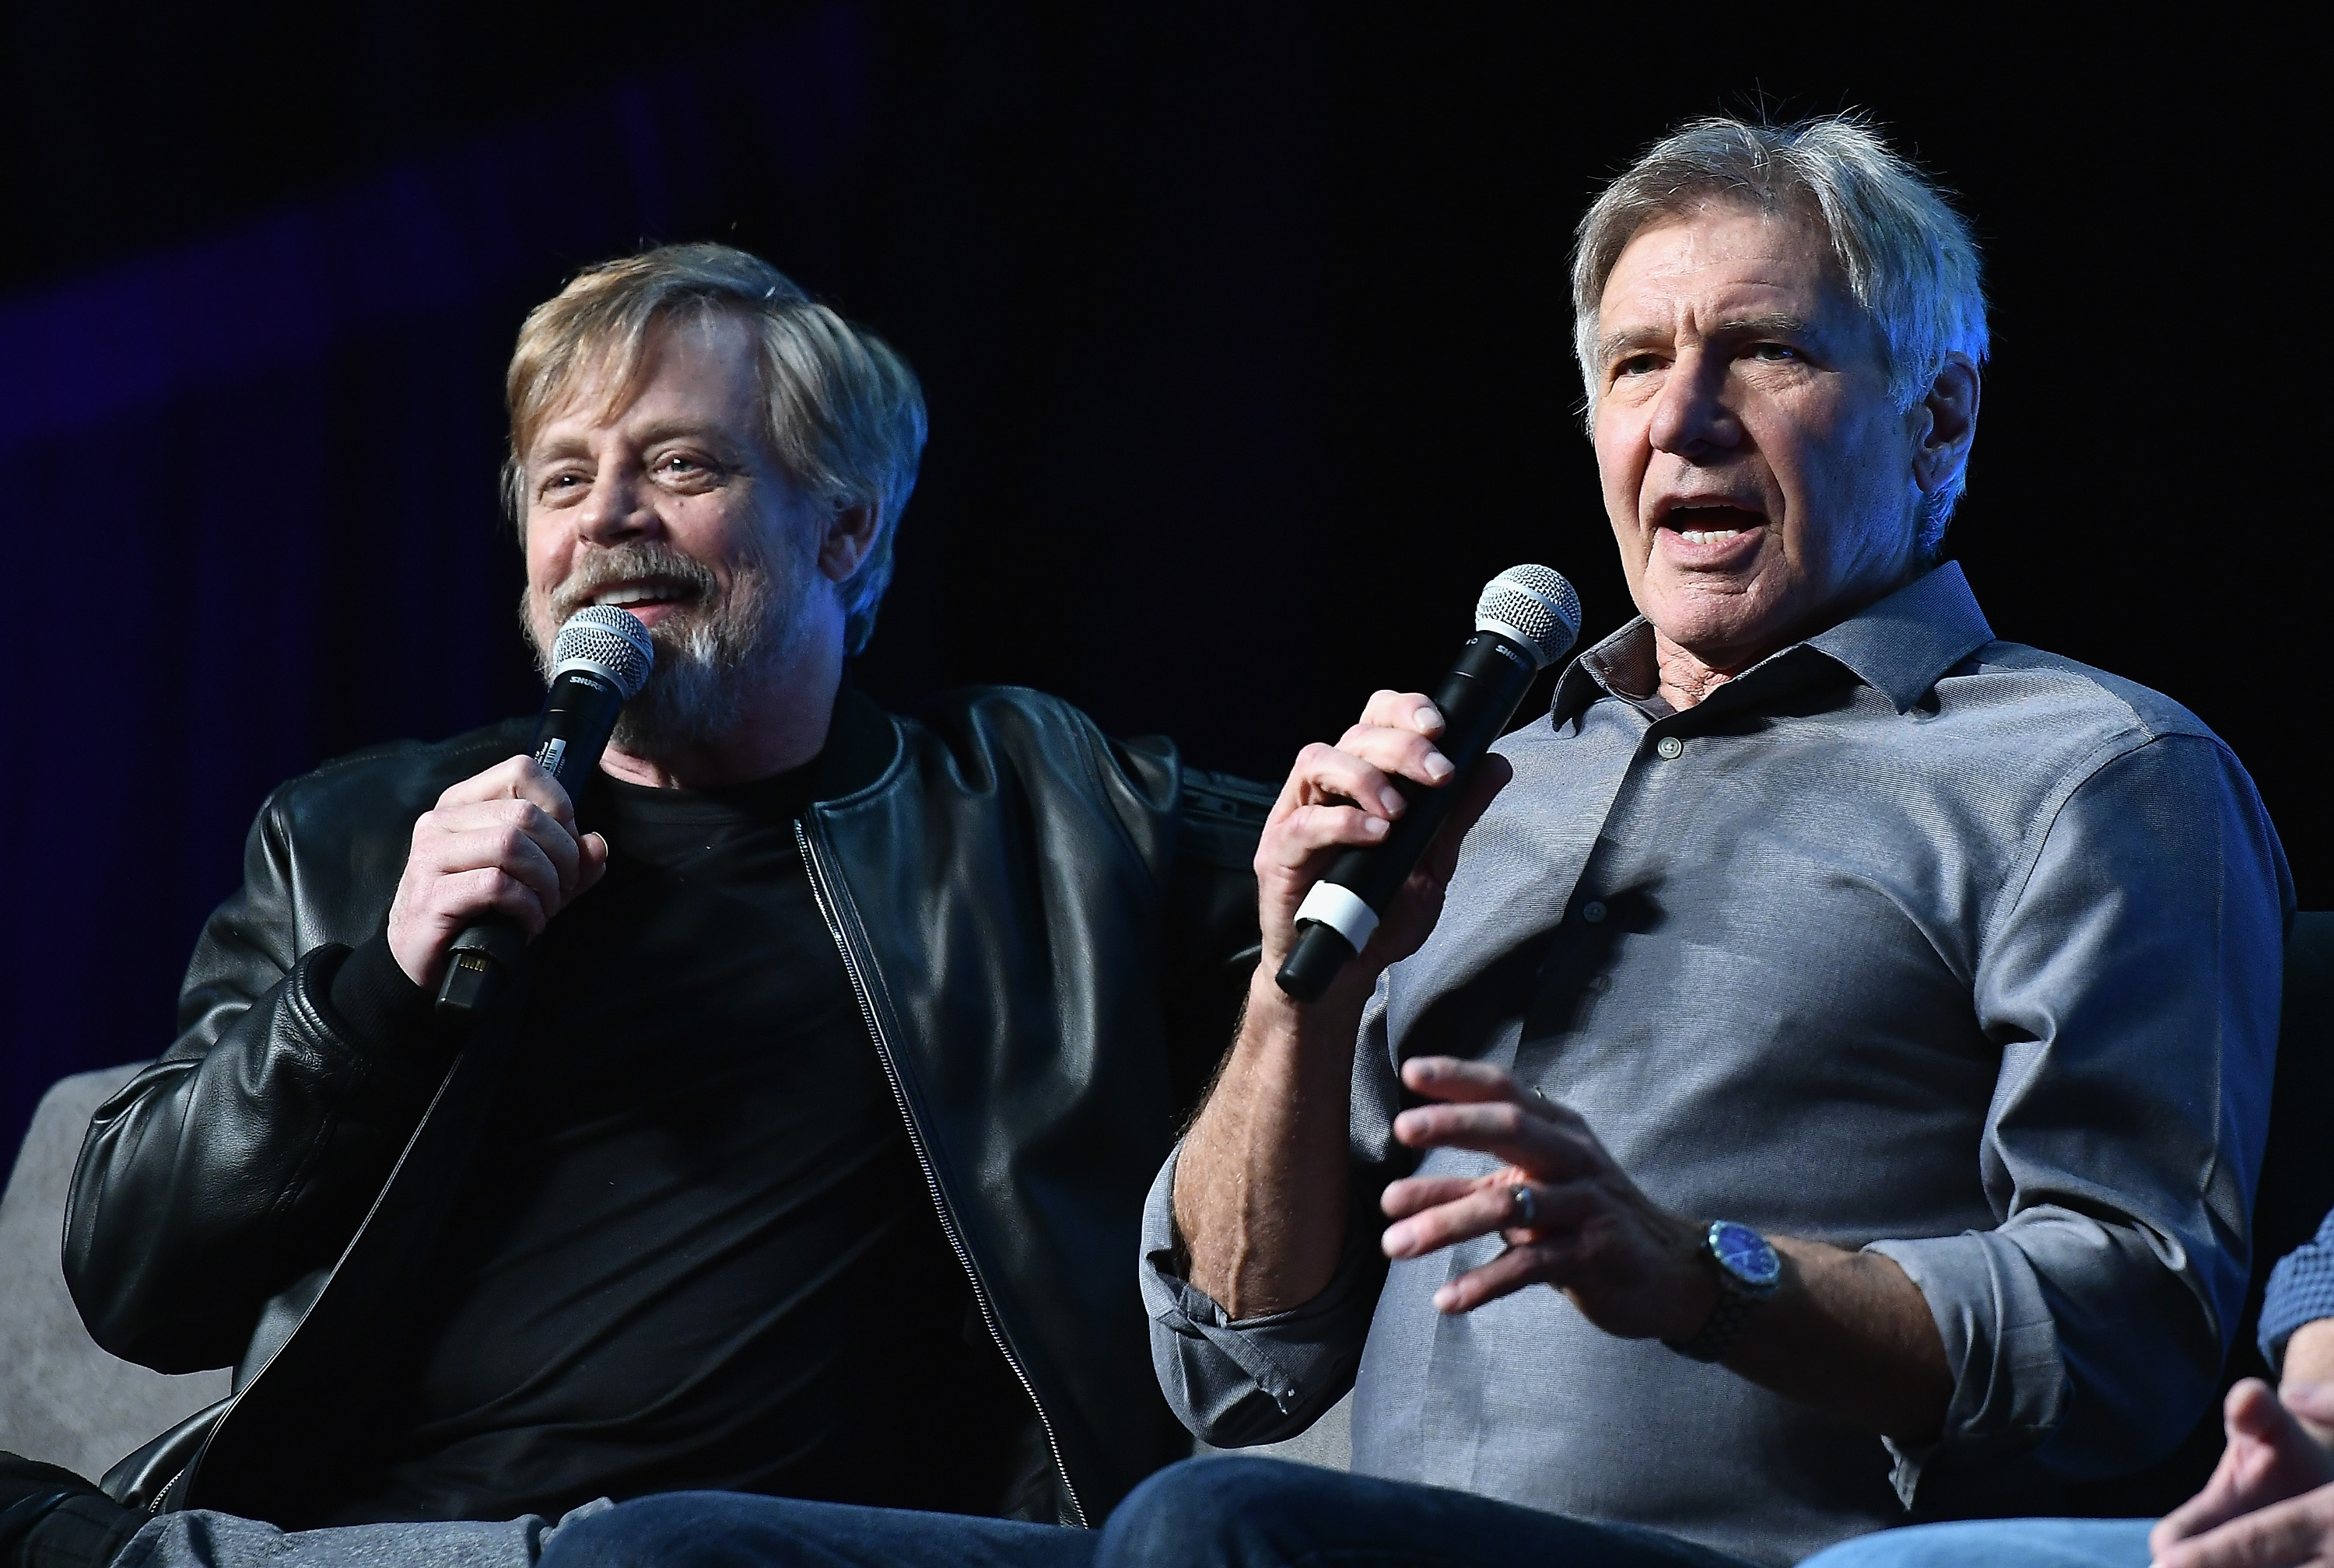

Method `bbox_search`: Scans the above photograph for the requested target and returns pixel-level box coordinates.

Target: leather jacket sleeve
[64,760,472,1374]
[1079,727,1269,1117]
[1158,765,1272,1115]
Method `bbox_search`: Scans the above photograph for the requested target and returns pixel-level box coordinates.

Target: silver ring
[1510,1185,1537,1227]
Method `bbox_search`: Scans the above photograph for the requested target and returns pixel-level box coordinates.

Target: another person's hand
[1376,1056,1716,1339]
[2152,1479,2334,1567]
[2153,1379,2334,1566]
[386,756,610,988]
[1253,689,1511,997]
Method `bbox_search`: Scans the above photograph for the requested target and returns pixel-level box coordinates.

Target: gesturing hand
[386,755,611,988]
[2153,1381,2334,1568]
[1377,1056,1716,1339]
[1254,689,1512,994]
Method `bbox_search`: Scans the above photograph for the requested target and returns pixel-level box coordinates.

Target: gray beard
[524,537,813,760]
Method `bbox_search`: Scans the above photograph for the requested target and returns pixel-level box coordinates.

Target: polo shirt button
[1656,735,1684,759]
[1582,900,1608,924]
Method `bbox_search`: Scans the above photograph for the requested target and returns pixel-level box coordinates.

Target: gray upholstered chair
[0,1066,233,1479]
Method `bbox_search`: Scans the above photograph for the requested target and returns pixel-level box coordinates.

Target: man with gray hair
[0,242,1270,1568]
[1084,113,2286,1567]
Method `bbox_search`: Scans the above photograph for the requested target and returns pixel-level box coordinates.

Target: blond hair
[505,243,927,653]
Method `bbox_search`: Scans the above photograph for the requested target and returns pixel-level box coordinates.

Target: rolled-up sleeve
[1139,1143,1386,1447]
[2260,1209,2334,1371]
[1872,731,2289,1492]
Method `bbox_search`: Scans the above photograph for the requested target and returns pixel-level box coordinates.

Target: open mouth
[1659,503,1766,545]
[589,579,699,614]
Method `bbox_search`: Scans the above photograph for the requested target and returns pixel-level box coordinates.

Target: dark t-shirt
[336,765,1034,1524]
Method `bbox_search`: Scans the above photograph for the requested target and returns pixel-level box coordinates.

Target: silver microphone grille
[550,606,656,699]
[1474,565,1582,670]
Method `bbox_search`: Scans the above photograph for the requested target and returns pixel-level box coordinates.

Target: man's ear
[818,502,880,583]
[1912,352,1981,496]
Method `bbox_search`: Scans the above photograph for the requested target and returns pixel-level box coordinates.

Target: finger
[421,800,577,880]
[2226,1379,2334,1486]
[434,754,575,826]
[576,832,612,894]
[426,794,580,852]
[1333,723,1456,793]
[432,866,555,937]
[2158,1494,2243,1552]
[1379,1174,1488,1217]
[504,800,584,893]
[1287,740,1409,820]
[2227,1379,2325,1475]
[1401,1056,1540,1106]
[420,817,570,911]
[1382,1185,1524,1257]
[1383,1181,1599,1258]
[504,759,580,830]
[2154,1489,2334,1568]
[1399,1057,1585,1136]
[1433,1240,1572,1314]
[433,754,538,808]
[431,798,587,891]
[2158,1474,2252,1552]
[2230,1378,2289,1439]
[1263,803,1393,870]
[1391,1101,1600,1181]
[1359,689,1445,738]
[2154,1391,2308,1553]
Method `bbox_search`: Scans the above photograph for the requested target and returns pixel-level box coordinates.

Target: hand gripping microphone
[1274,565,1582,1003]
[434,605,655,1017]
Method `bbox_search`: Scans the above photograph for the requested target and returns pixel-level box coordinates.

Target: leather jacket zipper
[794,818,1090,1529]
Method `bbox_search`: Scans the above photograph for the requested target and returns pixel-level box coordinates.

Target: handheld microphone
[435,606,655,1017]
[1274,565,1582,1003]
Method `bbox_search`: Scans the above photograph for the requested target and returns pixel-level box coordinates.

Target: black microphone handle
[435,670,629,1017]
[1275,631,1541,1003]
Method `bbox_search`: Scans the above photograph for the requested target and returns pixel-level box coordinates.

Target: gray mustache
[548,543,721,622]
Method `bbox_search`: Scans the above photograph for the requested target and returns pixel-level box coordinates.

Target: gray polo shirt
[1141,565,2292,1565]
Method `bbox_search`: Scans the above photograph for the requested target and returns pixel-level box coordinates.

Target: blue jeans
[532,1493,1091,1568]
[1798,1517,2154,1567]
[1097,1458,1761,1566]
[538,1457,1759,1566]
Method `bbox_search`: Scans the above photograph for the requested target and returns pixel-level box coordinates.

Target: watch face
[1708,1222,1782,1290]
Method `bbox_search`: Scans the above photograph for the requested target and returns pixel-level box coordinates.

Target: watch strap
[1663,1222,1777,1363]
[1663,1283,1758,1363]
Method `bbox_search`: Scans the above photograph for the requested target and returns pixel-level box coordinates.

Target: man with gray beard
[0,243,1268,1568]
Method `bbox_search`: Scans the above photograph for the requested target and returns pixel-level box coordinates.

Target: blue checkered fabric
[2262,1208,2334,1370]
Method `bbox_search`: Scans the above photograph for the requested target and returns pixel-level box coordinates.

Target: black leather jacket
[65,684,1267,1529]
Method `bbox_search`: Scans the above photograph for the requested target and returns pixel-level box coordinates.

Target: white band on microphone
[1295,880,1379,954]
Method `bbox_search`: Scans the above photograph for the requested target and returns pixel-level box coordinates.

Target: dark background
[0,4,2319,1493]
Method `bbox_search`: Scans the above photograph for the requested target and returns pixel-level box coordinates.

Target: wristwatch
[1663,1220,1781,1363]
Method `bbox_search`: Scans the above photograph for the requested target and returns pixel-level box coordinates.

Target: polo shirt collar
[1551,561,1996,726]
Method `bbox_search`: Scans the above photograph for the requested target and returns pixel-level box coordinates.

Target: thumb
[576,832,612,893]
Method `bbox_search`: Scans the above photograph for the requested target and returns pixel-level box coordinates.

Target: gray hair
[1571,115,1988,551]
[506,243,927,654]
